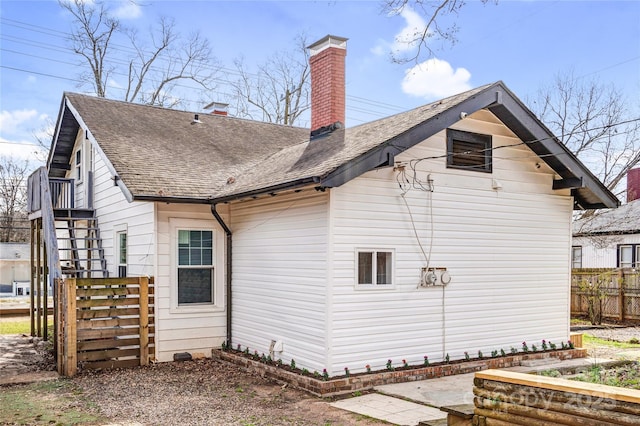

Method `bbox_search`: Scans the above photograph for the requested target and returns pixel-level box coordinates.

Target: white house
[33,35,618,375]
[572,168,640,269]
[0,242,30,296]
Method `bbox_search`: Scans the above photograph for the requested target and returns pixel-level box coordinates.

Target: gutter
[211,204,233,346]
[132,177,320,206]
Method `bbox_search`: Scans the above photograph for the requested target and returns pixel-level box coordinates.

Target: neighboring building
[0,242,30,296]
[28,35,618,375]
[572,168,640,269]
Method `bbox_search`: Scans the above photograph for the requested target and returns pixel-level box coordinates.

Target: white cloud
[402,58,472,99]
[372,7,427,57]
[112,0,142,20]
[392,8,427,53]
[0,137,47,164]
[0,109,38,135]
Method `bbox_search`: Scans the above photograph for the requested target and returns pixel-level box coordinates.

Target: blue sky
[1,0,639,166]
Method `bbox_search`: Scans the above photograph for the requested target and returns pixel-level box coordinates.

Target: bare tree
[230,35,310,126]
[59,0,218,107]
[382,0,496,63]
[531,71,640,202]
[61,0,118,97]
[0,156,31,242]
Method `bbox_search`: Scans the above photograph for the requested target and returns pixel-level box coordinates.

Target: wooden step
[418,419,448,426]
[58,247,104,251]
[57,237,101,241]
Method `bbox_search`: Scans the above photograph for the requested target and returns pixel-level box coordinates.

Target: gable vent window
[446,129,492,173]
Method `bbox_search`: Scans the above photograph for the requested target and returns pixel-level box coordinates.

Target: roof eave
[132,177,320,205]
[486,84,619,210]
[321,85,504,188]
[320,81,619,210]
[209,177,320,204]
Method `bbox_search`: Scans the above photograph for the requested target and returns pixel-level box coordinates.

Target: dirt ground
[2,321,639,426]
[71,357,388,426]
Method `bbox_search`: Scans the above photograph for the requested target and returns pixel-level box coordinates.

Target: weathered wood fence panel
[571,269,640,322]
[56,277,154,377]
[473,369,640,426]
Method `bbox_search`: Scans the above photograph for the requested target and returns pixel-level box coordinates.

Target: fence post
[65,278,77,377]
[139,277,149,366]
[619,269,625,322]
[56,278,62,374]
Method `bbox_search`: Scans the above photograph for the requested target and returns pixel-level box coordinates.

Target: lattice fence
[571,269,640,322]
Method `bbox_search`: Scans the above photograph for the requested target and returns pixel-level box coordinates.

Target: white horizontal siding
[230,190,328,373]
[92,151,155,278]
[327,111,574,375]
[573,234,640,268]
[154,203,228,362]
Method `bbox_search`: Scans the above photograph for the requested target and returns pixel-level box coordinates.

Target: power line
[0,16,414,120]
[400,117,640,167]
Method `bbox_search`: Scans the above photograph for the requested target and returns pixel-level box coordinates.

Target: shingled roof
[573,199,640,236]
[48,81,619,209]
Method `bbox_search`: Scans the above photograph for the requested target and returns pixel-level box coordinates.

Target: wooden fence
[571,269,640,322]
[56,276,154,377]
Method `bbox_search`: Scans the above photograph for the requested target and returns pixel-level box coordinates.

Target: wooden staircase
[54,209,108,278]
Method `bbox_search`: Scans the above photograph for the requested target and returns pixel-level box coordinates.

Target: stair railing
[27,167,62,280]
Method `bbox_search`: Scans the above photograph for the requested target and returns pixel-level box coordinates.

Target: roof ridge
[63,92,310,130]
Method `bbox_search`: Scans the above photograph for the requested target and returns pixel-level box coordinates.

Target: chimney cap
[308,35,348,56]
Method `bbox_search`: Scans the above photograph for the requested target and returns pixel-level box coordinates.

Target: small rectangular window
[636,246,640,268]
[447,129,492,173]
[117,231,127,278]
[178,229,214,305]
[571,246,582,269]
[75,149,82,181]
[357,250,393,286]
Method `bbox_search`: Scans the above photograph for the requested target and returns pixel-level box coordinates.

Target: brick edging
[211,348,588,397]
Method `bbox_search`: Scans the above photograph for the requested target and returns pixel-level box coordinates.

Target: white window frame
[619,245,634,268]
[355,248,395,289]
[75,148,82,182]
[115,224,127,278]
[571,246,582,269]
[169,218,224,313]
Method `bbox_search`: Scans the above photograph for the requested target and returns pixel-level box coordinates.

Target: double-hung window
[178,229,214,305]
[446,129,492,173]
[618,244,639,268]
[357,250,393,286]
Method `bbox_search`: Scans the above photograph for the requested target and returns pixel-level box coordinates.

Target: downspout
[211,204,232,346]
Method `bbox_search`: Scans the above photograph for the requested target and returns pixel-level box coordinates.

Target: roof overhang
[47,94,135,203]
[317,82,619,210]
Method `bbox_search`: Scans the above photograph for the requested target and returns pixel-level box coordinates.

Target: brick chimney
[308,35,347,134]
[627,167,640,203]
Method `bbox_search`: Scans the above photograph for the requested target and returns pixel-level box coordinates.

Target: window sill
[169,304,224,315]
[354,284,396,291]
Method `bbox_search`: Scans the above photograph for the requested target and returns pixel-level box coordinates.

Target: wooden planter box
[212,348,588,397]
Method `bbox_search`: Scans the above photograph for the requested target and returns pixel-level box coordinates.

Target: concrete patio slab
[331,355,625,425]
[375,372,476,407]
[330,393,446,426]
